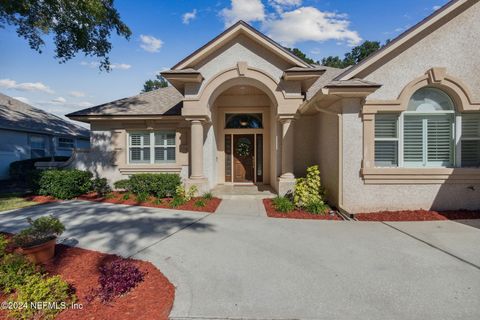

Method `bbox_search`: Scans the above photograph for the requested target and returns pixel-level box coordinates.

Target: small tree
[142,74,168,92]
[294,165,323,208]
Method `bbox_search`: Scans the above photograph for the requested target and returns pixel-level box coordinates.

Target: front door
[233,134,255,182]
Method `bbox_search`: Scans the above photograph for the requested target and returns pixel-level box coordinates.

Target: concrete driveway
[1,200,480,320]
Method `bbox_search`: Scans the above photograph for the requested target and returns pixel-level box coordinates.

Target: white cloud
[51,97,67,104]
[110,63,132,70]
[80,61,100,68]
[263,7,362,46]
[433,5,442,11]
[13,96,30,104]
[0,78,54,94]
[81,61,131,70]
[269,0,302,13]
[69,91,86,97]
[182,9,197,24]
[139,35,163,53]
[77,101,94,108]
[220,0,266,27]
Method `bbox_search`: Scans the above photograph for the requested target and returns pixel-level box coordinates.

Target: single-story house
[0,93,90,179]
[67,0,480,213]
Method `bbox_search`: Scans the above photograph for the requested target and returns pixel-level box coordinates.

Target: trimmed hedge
[128,173,181,198]
[9,157,69,181]
[38,169,93,199]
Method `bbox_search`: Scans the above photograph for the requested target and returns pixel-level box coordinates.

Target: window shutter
[375,115,397,138]
[403,116,424,164]
[461,115,480,167]
[427,115,453,165]
[374,115,398,167]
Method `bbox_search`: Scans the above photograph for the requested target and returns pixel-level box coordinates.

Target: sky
[0,0,449,129]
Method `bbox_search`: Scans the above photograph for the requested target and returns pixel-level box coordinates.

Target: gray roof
[0,93,89,138]
[306,66,346,100]
[67,86,183,117]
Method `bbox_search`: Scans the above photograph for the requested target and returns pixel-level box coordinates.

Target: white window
[374,87,473,168]
[128,131,175,164]
[58,137,75,149]
[30,135,47,158]
[461,114,480,167]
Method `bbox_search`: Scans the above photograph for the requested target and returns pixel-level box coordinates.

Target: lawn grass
[0,194,37,212]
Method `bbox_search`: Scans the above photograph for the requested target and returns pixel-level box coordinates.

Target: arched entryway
[212,85,273,186]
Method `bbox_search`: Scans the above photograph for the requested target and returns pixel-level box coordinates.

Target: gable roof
[337,0,476,80]
[172,20,311,70]
[0,93,89,138]
[66,86,183,120]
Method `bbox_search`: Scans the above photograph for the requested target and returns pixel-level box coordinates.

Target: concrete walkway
[1,200,480,320]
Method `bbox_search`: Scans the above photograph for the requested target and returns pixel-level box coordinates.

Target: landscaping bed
[77,191,221,213]
[263,199,342,220]
[356,210,480,221]
[0,233,175,320]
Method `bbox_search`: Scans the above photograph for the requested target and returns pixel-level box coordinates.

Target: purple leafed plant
[95,259,145,302]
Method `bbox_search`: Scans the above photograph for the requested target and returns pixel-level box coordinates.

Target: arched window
[374,87,457,168]
[225,114,263,129]
[403,87,455,167]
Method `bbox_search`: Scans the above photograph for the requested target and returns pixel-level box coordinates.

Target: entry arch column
[278,114,297,195]
[186,117,209,193]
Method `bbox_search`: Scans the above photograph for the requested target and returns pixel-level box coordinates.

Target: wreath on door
[236,141,251,157]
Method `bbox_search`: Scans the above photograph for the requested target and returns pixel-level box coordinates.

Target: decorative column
[280,117,295,179]
[278,116,296,195]
[189,119,204,180]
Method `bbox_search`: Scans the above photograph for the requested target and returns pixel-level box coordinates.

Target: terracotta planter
[18,238,57,264]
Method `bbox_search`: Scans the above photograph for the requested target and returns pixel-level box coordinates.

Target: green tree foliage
[321,40,383,69]
[142,74,169,92]
[286,47,318,65]
[0,0,131,71]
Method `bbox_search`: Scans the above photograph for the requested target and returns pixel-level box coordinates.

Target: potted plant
[13,215,65,264]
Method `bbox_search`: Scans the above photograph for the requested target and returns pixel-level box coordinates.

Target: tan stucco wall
[365,1,480,101]
[341,100,480,213]
[70,120,190,186]
[336,3,480,212]
[314,111,340,208]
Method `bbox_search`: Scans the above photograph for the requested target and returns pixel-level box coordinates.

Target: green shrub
[0,234,8,258]
[113,179,130,191]
[38,169,93,199]
[305,200,328,215]
[194,199,206,208]
[294,165,324,208]
[169,196,186,208]
[0,253,37,293]
[202,192,213,200]
[135,192,149,203]
[122,192,131,200]
[153,198,163,205]
[13,215,65,248]
[175,185,197,202]
[128,174,181,198]
[272,196,294,213]
[92,177,111,196]
[9,157,69,182]
[8,274,75,320]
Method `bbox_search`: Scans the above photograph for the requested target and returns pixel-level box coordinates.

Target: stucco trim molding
[118,165,183,175]
[363,68,480,114]
[362,167,480,184]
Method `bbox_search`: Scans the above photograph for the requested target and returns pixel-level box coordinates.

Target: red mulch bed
[0,236,175,320]
[23,194,58,204]
[263,199,342,220]
[356,209,480,221]
[75,191,221,213]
